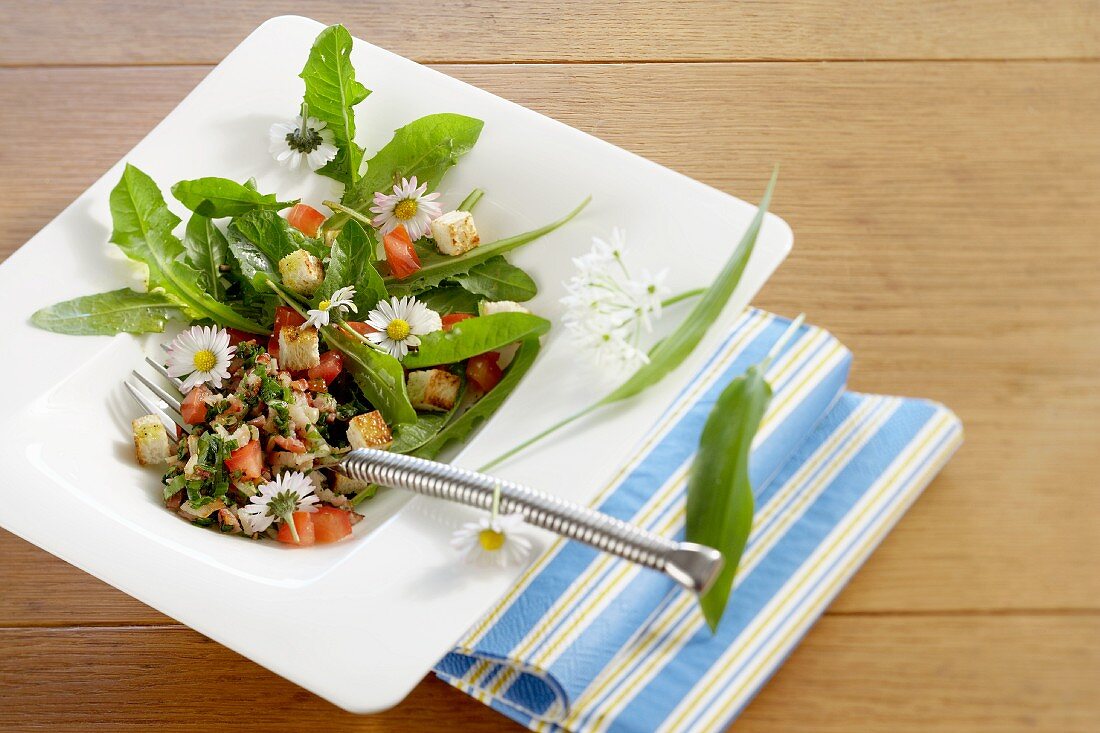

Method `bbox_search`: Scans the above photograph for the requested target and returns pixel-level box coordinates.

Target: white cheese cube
[133,414,171,466]
[478,300,530,316]
[431,210,480,256]
[278,325,321,370]
[278,249,324,296]
[407,369,462,412]
[347,411,393,450]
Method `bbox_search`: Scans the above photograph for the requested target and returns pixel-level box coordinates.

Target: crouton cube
[347,410,394,450]
[407,369,462,412]
[431,210,480,256]
[278,249,325,296]
[479,300,530,316]
[334,473,375,497]
[133,414,171,466]
[278,325,321,370]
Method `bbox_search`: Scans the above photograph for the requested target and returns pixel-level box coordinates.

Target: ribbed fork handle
[338,449,724,594]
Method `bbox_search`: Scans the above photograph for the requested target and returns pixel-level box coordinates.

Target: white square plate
[0,16,791,712]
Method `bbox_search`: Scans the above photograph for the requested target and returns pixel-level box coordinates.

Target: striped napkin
[435,310,962,733]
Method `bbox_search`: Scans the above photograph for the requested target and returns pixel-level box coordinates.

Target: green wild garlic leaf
[229,208,322,264]
[316,220,387,313]
[331,113,485,229]
[450,256,538,302]
[171,177,296,218]
[414,337,541,460]
[108,164,269,334]
[30,289,182,335]
[686,364,771,632]
[301,24,370,187]
[324,327,417,426]
[598,168,777,406]
[402,312,550,368]
[415,286,482,315]
[182,214,229,298]
[385,197,590,295]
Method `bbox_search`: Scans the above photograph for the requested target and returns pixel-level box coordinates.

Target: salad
[32,24,586,545]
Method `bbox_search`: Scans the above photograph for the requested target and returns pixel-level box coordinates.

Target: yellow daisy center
[478,529,505,551]
[318,299,332,310]
[192,349,217,373]
[386,318,411,341]
[393,198,418,221]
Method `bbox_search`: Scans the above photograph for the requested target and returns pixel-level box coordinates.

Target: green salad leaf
[300,24,370,187]
[171,177,296,218]
[228,208,324,263]
[414,338,541,459]
[451,256,538,302]
[324,327,417,426]
[226,235,279,289]
[402,312,550,368]
[687,364,771,631]
[598,169,776,406]
[416,286,482,315]
[30,288,182,335]
[386,197,590,294]
[317,220,386,312]
[109,164,269,334]
[331,113,484,229]
[182,214,229,298]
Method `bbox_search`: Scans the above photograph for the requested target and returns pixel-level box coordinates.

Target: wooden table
[1,3,1097,730]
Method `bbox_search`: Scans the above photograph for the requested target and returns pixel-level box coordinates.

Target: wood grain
[1,6,1098,731]
[0,617,1095,732]
[1,1,1098,66]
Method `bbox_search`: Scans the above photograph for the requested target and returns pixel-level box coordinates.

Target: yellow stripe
[663,413,956,732]
[460,314,774,646]
[693,418,962,732]
[515,329,837,668]
[573,398,898,730]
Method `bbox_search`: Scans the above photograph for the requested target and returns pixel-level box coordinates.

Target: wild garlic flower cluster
[560,229,670,371]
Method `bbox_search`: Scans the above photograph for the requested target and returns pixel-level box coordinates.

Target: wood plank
[1,1,1098,66]
[1,62,1097,624]
[0,616,1094,731]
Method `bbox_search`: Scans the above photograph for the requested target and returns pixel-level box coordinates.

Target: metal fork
[125,360,724,594]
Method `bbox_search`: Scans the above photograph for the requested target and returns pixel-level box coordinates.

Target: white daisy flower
[237,471,319,542]
[451,513,532,567]
[369,176,442,240]
[165,325,237,393]
[560,228,671,373]
[363,296,443,360]
[269,114,338,172]
[305,285,358,329]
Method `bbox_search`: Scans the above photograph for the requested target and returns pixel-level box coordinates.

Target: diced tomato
[345,321,377,336]
[306,378,328,393]
[442,313,475,330]
[466,352,503,393]
[307,351,344,385]
[225,327,260,346]
[224,440,263,480]
[181,385,212,424]
[266,335,280,361]
[383,225,421,279]
[286,203,327,238]
[276,512,316,546]
[273,435,308,454]
[274,305,306,334]
[311,506,353,544]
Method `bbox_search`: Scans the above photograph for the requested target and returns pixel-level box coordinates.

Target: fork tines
[124,359,190,438]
